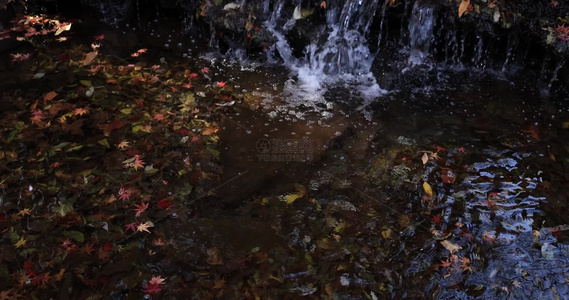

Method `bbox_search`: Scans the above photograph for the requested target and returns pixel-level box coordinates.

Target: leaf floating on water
[421,153,428,165]
[423,182,433,196]
[223,2,239,10]
[458,0,470,18]
[293,6,302,20]
[440,240,462,253]
[33,72,45,79]
[54,22,71,36]
[80,51,98,66]
[493,10,500,23]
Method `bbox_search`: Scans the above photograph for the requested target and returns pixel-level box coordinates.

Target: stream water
[1,0,569,298]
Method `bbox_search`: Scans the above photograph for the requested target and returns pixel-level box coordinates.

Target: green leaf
[52,142,71,151]
[547,32,554,45]
[53,203,74,216]
[120,108,132,115]
[63,230,85,242]
[80,80,92,87]
[66,145,84,152]
[98,139,110,148]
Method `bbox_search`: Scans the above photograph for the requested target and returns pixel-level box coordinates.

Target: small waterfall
[502,32,519,72]
[263,0,384,103]
[407,2,436,66]
[376,0,389,51]
[264,0,297,66]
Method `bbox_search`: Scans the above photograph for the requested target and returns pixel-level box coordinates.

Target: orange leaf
[458,0,470,18]
[202,127,218,136]
[44,91,58,102]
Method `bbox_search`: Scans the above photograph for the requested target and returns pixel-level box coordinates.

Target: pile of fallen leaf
[0,14,232,298]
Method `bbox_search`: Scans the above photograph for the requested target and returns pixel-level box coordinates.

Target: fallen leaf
[14,236,27,248]
[44,91,58,102]
[80,51,98,66]
[423,182,433,196]
[421,152,428,165]
[137,221,154,233]
[440,240,462,253]
[54,22,71,35]
[458,0,470,18]
[381,227,392,239]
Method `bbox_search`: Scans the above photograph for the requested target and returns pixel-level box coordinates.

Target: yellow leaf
[120,108,132,115]
[381,227,392,239]
[14,236,27,248]
[283,193,303,204]
[423,182,433,196]
[80,80,92,87]
[458,0,470,18]
[98,139,110,148]
[335,221,346,233]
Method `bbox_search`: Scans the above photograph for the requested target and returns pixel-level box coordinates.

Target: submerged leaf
[440,240,462,253]
[423,182,433,196]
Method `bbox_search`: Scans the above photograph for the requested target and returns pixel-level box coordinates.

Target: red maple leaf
[439,259,452,267]
[94,34,105,40]
[133,202,149,217]
[31,272,51,286]
[125,222,138,232]
[85,243,96,254]
[102,242,113,251]
[144,283,162,294]
[431,215,441,224]
[157,198,173,209]
[118,187,133,202]
[434,146,447,152]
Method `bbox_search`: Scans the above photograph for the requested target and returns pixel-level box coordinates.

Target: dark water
[191,65,569,298]
[1,7,569,299]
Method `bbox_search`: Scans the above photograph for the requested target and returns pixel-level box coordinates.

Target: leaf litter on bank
[0,13,226,298]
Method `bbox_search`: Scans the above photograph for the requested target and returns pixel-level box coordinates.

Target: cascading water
[265,0,384,106]
[407,2,435,66]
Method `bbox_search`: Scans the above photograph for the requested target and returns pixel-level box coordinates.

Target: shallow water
[1,10,569,299]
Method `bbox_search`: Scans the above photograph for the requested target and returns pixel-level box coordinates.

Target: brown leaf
[440,168,456,184]
[202,127,218,136]
[44,91,58,102]
[80,51,98,66]
[458,0,470,18]
[62,119,84,135]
